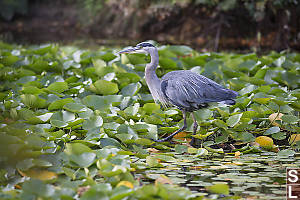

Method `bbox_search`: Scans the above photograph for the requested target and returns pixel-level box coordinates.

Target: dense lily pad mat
[0,41,299,199]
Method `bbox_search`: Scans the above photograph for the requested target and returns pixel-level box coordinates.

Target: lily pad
[47,82,69,93]
[227,113,243,127]
[64,143,96,167]
[63,103,87,113]
[90,80,119,95]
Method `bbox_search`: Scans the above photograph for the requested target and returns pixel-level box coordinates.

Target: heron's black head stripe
[136,42,155,48]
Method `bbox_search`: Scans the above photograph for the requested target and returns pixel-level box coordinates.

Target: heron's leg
[154,110,187,142]
[190,112,199,146]
[191,112,198,135]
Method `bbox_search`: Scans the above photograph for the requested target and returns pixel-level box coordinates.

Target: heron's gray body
[119,42,238,143]
[160,70,238,112]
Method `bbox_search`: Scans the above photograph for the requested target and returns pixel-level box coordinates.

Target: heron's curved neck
[145,49,159,74]
[144,48,163,104]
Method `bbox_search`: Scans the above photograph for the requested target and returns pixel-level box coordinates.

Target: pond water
[135,151,299,199]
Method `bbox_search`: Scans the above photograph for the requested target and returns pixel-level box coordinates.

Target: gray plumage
[161,71,238,112]
[119,42,238,143]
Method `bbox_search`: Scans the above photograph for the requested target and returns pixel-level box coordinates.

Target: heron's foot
[189,137,197,147]
[152,121,187,143]
[152,135,174,143]
[189,137,201,148]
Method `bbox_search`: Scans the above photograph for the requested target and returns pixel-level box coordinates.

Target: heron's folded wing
[161,71,237,110]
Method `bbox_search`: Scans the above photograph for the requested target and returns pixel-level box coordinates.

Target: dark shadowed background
[0,0,300,52]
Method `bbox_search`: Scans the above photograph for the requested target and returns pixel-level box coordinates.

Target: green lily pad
[63,103,87,113]
[82,95,122,110]
[64,143,96,167]
[281,115,299,124]
[47,82,69,93]
[264,127,280,135]
[50,111,75,128]
[146,156,160,167]
[82,115,103,130]
[21,179,55,198]
[90,80,119,95]
[227,113,243,127]
[121,82,142,96]
[26,113,53,124]
[277,149,295,157]
[206,183,229,195]
[143,103,160,114]
[48,98,75,111]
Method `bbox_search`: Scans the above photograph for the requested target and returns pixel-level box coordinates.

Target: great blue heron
[119,42,238,143]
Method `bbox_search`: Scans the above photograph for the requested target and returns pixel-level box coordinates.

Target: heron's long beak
[118,47,139,54]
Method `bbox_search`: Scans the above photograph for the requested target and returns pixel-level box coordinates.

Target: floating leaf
[26,113,53,124]
[146,156,159,167]
[79,184,110,200]
[82,115,103,130]
[21,86,42,94]
[290,134,300,145]
[268,112,283,126]
[100,138,122,148]
[264,127,280,135]
[277,149,295,157]
[193,131,214,140]
[240,132,255,142]
[226,113,243,127]
[50,130,65,138]
[78,107,94,119]
[173,131,189,141]
[187,147,198,154]
[164,109,178,116]
[143,103,160,114]
[281,115,299,124]
[64,143,96,167]
[116,181,134,189]
[144,115,163,125]
[272,131,286,140]
[175,145,188,154]
[206,183,229,195]
[22,179,55,198]
[168,45,193,56]
[196,148,209,157]
[154,154,176,162]
[67,118,84,127]
[50,120,68,128]
[18,169,57,180]
[63,103,87,113]
[48,98,75,111]
[99,52,117,62]
[47,82,69,93]
[50,111,75,128]
[194,108,213,120]
[21,94,47,108]
[89,80,119,95]
[155,175,173,185]
[121,82,141,96]
[1,55,19,65]
[82,95,122,110]
[124,103,140,116]
[253,98,272,104]
[127,54,147,65]
[159,57,177,69]
[255,136,274,150]
[135,138,154,145]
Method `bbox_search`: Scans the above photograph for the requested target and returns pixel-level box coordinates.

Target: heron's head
[118,42,156,55]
